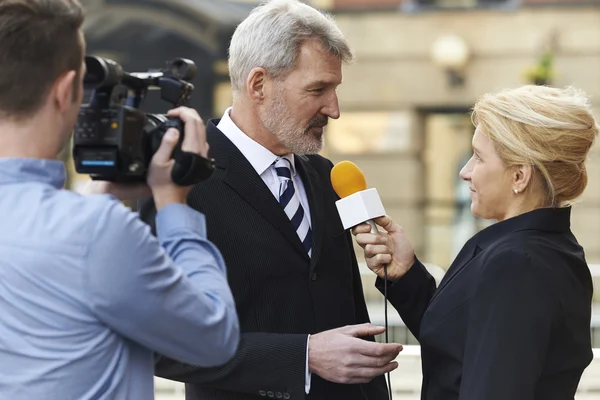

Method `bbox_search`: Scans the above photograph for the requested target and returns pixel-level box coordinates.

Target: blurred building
[79,0,600,269]
[319,0,600,272]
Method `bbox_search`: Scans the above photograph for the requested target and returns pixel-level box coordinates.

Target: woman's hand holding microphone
[352,215,416,282]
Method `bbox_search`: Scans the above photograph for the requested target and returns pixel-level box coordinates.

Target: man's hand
[147,107,209,210]
[308,323,403,384]
[352,215,415,281]
[78,107,208,207]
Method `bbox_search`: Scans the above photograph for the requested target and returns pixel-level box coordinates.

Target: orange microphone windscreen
[330,161,367,199]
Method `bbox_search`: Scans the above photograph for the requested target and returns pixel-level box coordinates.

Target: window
[324,111,417,156]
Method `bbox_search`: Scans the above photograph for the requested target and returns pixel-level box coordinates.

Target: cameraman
[0,1,239,399]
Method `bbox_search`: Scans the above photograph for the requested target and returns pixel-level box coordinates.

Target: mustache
[306,115,328,130]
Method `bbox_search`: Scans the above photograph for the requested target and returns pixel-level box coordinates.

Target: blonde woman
[353,85,599,400]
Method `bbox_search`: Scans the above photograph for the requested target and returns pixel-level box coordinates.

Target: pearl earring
[513,189,519,194]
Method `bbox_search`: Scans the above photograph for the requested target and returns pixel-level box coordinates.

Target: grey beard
[262,98,325,155]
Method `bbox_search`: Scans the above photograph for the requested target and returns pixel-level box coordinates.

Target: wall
[324,5,600,263]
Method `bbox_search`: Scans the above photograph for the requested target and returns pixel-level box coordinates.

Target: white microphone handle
[367,219,379,234]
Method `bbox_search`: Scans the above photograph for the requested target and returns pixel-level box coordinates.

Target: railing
[154,347,600,400]
[154,263,600,399]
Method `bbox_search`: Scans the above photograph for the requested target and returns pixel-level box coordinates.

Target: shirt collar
[216,107,296,176]
[0,158,66,188]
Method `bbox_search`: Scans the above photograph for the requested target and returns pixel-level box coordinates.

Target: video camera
[73,56,214,185]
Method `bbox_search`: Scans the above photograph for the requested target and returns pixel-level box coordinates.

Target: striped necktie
[273,157,312,257]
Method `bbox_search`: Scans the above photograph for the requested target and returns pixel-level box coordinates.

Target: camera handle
[158,118,215,186]
[171,152,214,186]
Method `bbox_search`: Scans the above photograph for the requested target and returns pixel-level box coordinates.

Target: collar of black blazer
[428,206,572,306]
[472,206,571,252]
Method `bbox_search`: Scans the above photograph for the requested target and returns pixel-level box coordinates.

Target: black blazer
[139,120,388,400]
[380,207,593,400]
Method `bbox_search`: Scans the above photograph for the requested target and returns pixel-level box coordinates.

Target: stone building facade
[223,0,600,270]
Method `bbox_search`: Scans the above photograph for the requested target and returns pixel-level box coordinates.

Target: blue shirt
[0,158,239,400]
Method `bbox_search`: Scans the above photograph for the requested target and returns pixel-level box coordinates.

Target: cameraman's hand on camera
[147,107,209,210]
[352,216,415,282]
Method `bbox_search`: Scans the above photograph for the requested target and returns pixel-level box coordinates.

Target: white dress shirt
[217,108,313,393]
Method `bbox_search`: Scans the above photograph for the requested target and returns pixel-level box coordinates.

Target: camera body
[73,56,213,184]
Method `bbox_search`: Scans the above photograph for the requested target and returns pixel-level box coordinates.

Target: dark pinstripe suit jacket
[139,120,389,400]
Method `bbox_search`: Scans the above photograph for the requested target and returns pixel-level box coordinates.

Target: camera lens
[84,56,123,88]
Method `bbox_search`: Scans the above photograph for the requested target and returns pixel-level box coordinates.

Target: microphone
[330,160,394,400]
[330,160,386,234]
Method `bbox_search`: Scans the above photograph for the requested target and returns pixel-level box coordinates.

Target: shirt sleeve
[305,336,311,393]
[83,199,239,367]
[459,248,556,400]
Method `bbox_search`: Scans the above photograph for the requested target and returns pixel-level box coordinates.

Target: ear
[246,67,268,104]
[52,70,77,113]
[512,164,534,193]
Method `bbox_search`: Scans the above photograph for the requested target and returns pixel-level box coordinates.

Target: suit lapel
[207,121,309,260]
[428,241,481,305]
[295,156,324,273]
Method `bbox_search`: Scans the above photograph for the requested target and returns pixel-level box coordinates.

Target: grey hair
[228,0,354,95]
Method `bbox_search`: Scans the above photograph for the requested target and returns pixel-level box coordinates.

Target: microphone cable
[368,221,393,400]
[383,263,392,400]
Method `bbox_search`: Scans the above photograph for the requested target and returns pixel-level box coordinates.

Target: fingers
[343,323,386,338]
[354,232,393,273]
[351,223,372,235]
[355,340,403,359]
[366,253,393,270]
[363,244,389,259]
[350,362,399,383]
[354,216,402,236]
[310,327,404,386]
[343,340,401,383]
[374,215,401,234]
[167,107,206,156]
[354,232,386,247]
[153,129,180,165]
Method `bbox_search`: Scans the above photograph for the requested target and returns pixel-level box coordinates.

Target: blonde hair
[228,0,354,94]
[472,85,599,207]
